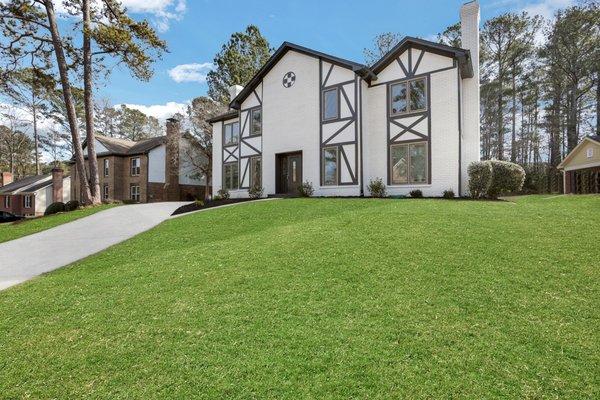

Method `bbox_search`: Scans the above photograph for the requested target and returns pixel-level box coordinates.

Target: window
[390,142,428,184]
[103,184,109,200]
[322,147,338,186]
[223,162,239,190]
[4,196,10,208]
[250,109,262,136]
[587,148,594,158]
[390,77,427,115]
[250,156,262,188]
[322,88,339,121]
[23,195,32,208]
[103,159,109,177]
[130,185,140,202]
[130,157,141,176]
[224,122,239,146]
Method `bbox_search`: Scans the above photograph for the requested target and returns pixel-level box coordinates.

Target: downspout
[359,77,365,197]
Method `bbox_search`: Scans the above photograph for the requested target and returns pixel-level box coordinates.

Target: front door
[276,152,302,195]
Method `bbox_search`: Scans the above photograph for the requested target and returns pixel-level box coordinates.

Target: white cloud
[522,0,574,19]
[51,0,187,32]
[121,0,187,32]
[168,63,214,83]
[118,101,188,120]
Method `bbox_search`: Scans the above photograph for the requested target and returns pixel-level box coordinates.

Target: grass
[0,204,117,243]
[0,195,598,399]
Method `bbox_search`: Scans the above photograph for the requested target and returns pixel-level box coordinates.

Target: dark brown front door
[276,152,302,195]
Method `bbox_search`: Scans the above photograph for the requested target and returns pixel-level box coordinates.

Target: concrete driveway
[0,202,189,291]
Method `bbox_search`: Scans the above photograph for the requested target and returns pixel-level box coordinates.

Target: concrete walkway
[0,202,189,291]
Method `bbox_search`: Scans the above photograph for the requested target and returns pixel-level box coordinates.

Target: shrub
[298,181,314,197]
[195,199,204,207]
[44,202,66,216]
[368,178,387,198]
[487,160,526,199]
[442,189,455,199]
[217,188,230,200]
[248,185,264,199]
[409,189,423,198]
[468,161,492,198]
[64,200,80,212]
[122,199,137,204]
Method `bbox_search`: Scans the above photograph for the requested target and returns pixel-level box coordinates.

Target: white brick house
[210,1,480,197]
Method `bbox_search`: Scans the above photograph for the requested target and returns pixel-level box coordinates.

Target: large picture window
[250,156,261,188]
[390,142,428,184]
[390,77,427,115]
[224,122,239,146]
[322,88,339,121]
[223,162,239,190]
[250,109,262,136]
[322,147,338,186]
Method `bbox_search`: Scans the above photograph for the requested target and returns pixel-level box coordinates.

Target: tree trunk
[596,71,599,136]
[83,0,101,204]
[566,87,578,152]
[32,100,40,174]
[43,0,92,204]
[511,68,517,163]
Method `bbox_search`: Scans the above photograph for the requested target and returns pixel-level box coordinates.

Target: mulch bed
[171,198,256,216]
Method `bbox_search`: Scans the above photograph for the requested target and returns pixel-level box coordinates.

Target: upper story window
[587,148,594,158]
[23,195,32,208]
[322,88,339,121]
[390,77,427,116]
[224,122,239,146]
[103,159,109,177]
[130,157,141,176]
[250,109,262,136]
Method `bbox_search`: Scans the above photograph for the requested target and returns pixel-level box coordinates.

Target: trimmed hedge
[65,200,80,212]
[468,160,525,199]
[44,202,66,216]
[487,160,526,199]
[468,161,492,198]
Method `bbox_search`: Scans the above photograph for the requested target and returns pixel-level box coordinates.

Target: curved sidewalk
[0,202,189,291]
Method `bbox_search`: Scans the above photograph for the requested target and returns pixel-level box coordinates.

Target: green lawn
[0,204,116,243]
[0,195,598,399]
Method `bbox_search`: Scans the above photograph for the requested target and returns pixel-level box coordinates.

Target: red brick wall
[0,193,35,217]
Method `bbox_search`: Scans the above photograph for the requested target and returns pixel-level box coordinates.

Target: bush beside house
[468,160,525,199]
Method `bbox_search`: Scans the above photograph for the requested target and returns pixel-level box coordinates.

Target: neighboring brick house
[0,169,71,217]
[71,118,207,203]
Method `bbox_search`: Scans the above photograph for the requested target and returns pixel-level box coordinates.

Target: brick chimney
[460,0,480,195]
[165,117,180,201]
[0,172,12,187]
[52,168,63,203]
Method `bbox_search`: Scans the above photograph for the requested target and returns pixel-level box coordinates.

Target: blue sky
[96,0,572,118]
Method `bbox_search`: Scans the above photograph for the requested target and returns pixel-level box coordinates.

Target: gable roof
[85,134,166,157]
[369,36,473,78]
[557,135,600,169]
[0,173,68,195]
[229,42,376,109]
[227,38,474,111]
[206,109,239,124]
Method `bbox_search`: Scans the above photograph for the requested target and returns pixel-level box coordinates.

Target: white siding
[148,144,166,183]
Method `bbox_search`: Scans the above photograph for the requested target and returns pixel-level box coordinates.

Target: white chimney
[228,85,244,102]
[460,0,481,196]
